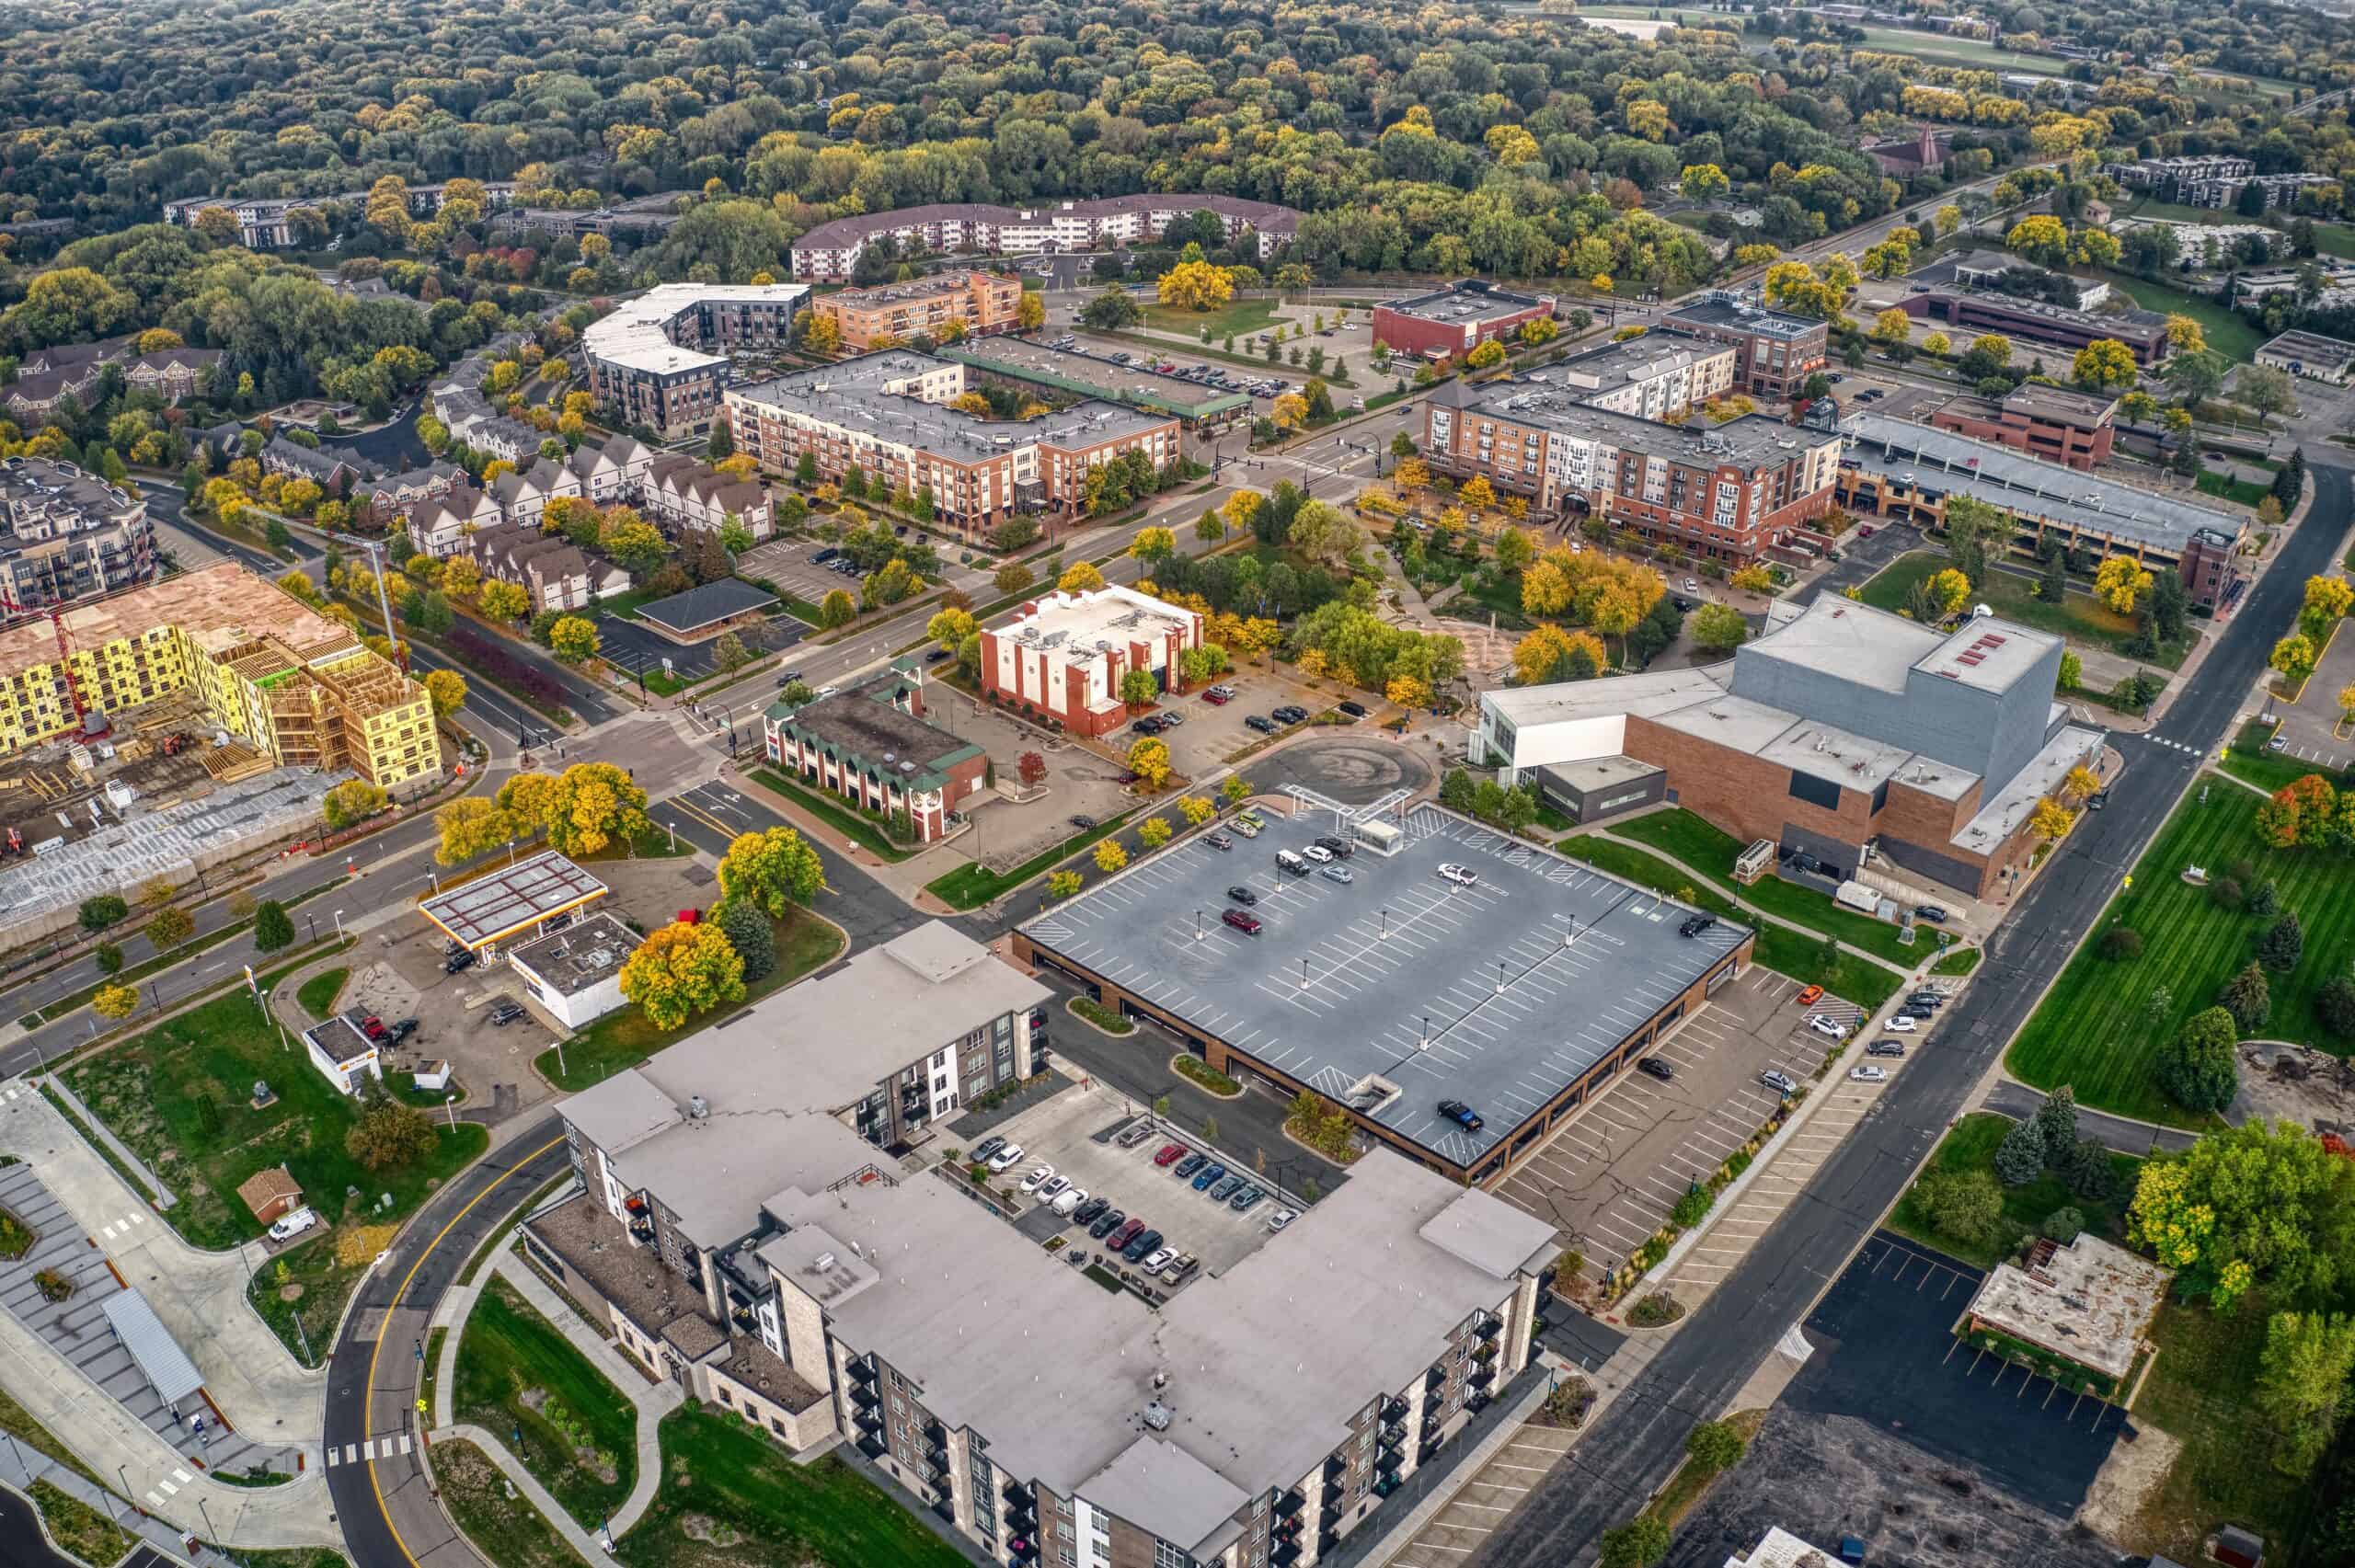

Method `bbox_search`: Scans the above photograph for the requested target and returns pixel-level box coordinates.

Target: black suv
[1637,1057,1675,1082]
[1437,1099,1484,1131]
[1678,914,1717,938]
[1315,835,1354,859]
[1337,701,1368,717]
[1227,885,1258,906]
[489,1001,525,1025]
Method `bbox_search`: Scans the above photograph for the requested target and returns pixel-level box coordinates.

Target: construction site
[0,564,442,950]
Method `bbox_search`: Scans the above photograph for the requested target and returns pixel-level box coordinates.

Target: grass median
[1610,810,1926,967]
[746,769,916,863]
[926,808,1142,910]
[458,1276,637,1528]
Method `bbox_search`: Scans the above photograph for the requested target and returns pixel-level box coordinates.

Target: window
[1152,1543,1195,1568]
[1787,769,1841,811]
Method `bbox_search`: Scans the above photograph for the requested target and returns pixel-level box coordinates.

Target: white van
[269,1207,320,1243]
[1276,850,1310,876]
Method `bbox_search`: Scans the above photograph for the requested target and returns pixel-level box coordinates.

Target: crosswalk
[97,1212,150,1242]
[144,1466,193,1507]
[323,1434,413,1467]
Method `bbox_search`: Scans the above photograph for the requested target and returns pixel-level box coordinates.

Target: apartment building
[763,665,985,842]
[1420,381,1844,563]
[1925,383,2119,470]
[355,462,463,529]
[580,283,810,439]
[0,564,439,788]
[787,195,1303,281]
[726,352,1179,533]
[1543,336,1741,421]
[640,455,773,540]
[2102,155,2253,191]
[405,483,502,559]
[491,191,694,242]
[1897,286,2173,365]
[2182,171,2339,211]
[531,919,1553,1568]
[1370,280,1557,360]
[1,340,221,422]
[979,585,1203,738]
[0,458,157,612]
[813,271,1026,351]
[465,522,630,613]
[160,182,519,247]
[1656,292,1830,399]
[260,436,373,494]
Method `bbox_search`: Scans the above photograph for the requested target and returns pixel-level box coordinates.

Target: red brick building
[1372,281,1557,360]
[1927,384,2118,471]
[1656,293,1830,399]
[981,585,1202,737]
[762,663,987,842]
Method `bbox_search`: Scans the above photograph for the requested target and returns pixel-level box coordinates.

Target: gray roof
[637,577,775,635]
[791,194,1302,254]
[1740,594,1946,694]
[418,850,608,949]
[507,910,634,998]
[939,338,1251,418]
[1660,292,1827,341]
[730,350,1174,465]
[1841,411,2247,555]
[1381,280,1556,326]
[765,680,983,793]
[101,1288,206,1405]
[1434,377,1832,469]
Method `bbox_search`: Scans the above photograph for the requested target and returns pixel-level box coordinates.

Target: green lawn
[29,1479,134,1568]
[1141,296,1286,342]
[457,1276,637,1528]
[1556,836,1903,1008]
[2132,1296,2315,1560]
[1932,946,1982,976]
[2101,272,2264,365]
[296,967,349,1021]
[61,948,486,1251]
[2005,773,2355,1122]
[618,1408,971,1568]
[1886,1112,2141,1270]
[2196,469,2274,509]
[1609,810,1924,967]
[1859,550,2185,669]
[435,1439,580,1568]
[2314,225,2355,261]
[2221,718,2325,795]
[746,769,915,863]
[925,807,1143,910]
[534,910,843,1093]
[1849,23,2063,73]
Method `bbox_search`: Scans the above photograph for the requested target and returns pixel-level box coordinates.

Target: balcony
[1005,1505,1037,1537]
[931,1499,958,1525]
[1381,1396,1409,1424]
[850,1382,880,1410]
[849,1358,879,1386]
[924,1418,950,1446]
[1324,1454,1348,1483]
[856,1435,887,1460]
[1476,1315,1502,1341]
[1380,1426,1407,1453]
[1472,1339,1500,1364]
[626,1218,655,1243]
[1003,1480,1034,1511]
[1373,1476,1400,1499]
[1274,1488,1304,1518]
[1425,1366,1446,1391]
[1468,1365,1497,1391]
[1273,1513,1303,1542]
[1272,1543,1302,1567]
[852,1405,882,1435]
[1319,1528,1341,1554]
[1008,1539,1040,1566]
[1321,1497,1344,1529]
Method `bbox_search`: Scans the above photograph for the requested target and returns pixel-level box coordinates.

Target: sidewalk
[1587,829,1926,976]
[40,1075,173,1207]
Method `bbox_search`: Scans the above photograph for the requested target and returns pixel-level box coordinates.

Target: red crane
[0,589,90,731]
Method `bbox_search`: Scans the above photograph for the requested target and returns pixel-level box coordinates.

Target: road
[1467,455,2351,1565]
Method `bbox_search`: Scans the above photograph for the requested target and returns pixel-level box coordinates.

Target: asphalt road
[1981,1079,2200,1157]
[1469,456,2352,1565]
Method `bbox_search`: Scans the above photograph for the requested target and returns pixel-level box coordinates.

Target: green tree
[1915,1166,2004,1246]
[711,898,776,985]
[2219,960,2272,1033]
[1993,1116,2048,1185]
[345,1093,438,1173]
[2158,1007,2240,1115]
[2257,1310,2355,1478]
[93,942,123,976]
[619,921,747,1030]
[252,899,294,953]
[77,896,126,933]
[2264,911,2307,971]
[145,905,194,952]
[819,589,856,628]
[1684,1419,1747,1471]
[1597,1517,1671,1568]
[1688,602,1748,653]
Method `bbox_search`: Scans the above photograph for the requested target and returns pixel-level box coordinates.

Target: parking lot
[2263,614,2355,773]
[1491,965,1856,1278]
[595,606,802,683]
[1125,669,1348,775]
[969,1080,1289,1286]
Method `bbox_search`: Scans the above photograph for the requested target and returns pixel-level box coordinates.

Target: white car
[1268,1207,1299,1231]
[1684,578,1700,594]
[1848,1065,1889,1083]
[1140,1246,1178,1272]
[1886,1015,1918,1034]
[1020,1164,1056,1194]
[1760,1070,1798,1095]
[1038,1175,1070,1200]
[1438,863,1479,887]
[1051,1187,1090,1217]
[1809,1015,1848,1039]
[986,1142,1025,1173]
[268,1206,320,1243]
[1301,843,1333,864]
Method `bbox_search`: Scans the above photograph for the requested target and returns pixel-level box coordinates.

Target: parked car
[1051,1186,1089,1216]
[1154,1143,1189,1167]
[1073,1196,1110,1226]
[444,950,477,975]
[1886,1015,1918,1033]
[1223,909,1262,935]
[1245,715,1276,733]
[1192,1162,1228,1191]
[1233,818,1261,838]
[490,1001,525,1025]
[1038,1175,1070,1200]
[1913,904,1949,924]
[1438,863,1479,887]
[1140,1247,1178,1273]
[1208,1173,1245,1202]
[1637,1057,1675,1082]
[1809,1015,1849,1040]
[1207,832,1233,852]
[1315,835,1354,859]
[1226,885,1259,906]
[1160,1254,1199,1284]
[1794,984,1825,1008]
[1231,1185,1268,1214]
[1122,1229,1164,1263]
[1273,704,1309,723]
[1107,1219,1144,1251]
[971,1136,1005,1163]
[986,1142,1026,1173]
[1172,1153,1207,1179]
[1338,701,1368,718]
[1301,843,1332,864]
[1907,991,1945,1009]
[1089,1208,1127,1239]
[1867,1041,1906,1059]
[1322,864,1354,885]
[1159,712,1185,728]
[1678,914,1717,938]
[1020,1165,1056,1194]
[386,1018,419,1045]
[269,1207,320,1243]
[1116,1122,1156,1149]
[1760,1070,1799,1095]
[1070,814,1097,829]
[1848,1066,1889,1083]
[810,548,839,564]
[1438,1099,1484,1131]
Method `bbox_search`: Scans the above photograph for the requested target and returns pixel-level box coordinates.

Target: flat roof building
[419,851,608,954]
[1016,801,1753,1185]
[580,283,810,439]
[940,338,1252,430]
[1656,292,1831,399]
[507,910,637,1030]
[1898,285,2173,364]
[0,457,156,615]
[302,1011,385,1096]
[979,585,1202,738]
[1372,281,1557,360]
[1925,383,2118,471]
[763,662,986,843]
[1962,1232,2170,1392]
[1539,336,1741,422]
[2257,328,2355,384]
[1476,596,2103,898]
[811,270,1025,351]
[787,195,1302,281]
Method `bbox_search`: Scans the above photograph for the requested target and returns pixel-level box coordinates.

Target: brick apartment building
[813,271,1026,351]
[0,457,156,612]
[580,283,810,438]
[764,663,986,842]
[979,585,1203,737]
[1545,337,1741,421]
[1926,383,2118,470]
[1420,381,1844,563]
[1656,292,1830,399]
[787,195,1303,281]
[726,351,1179,534]
[1371,280,1557,360]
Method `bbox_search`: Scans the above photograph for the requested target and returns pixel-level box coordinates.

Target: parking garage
[1012,802,1754,1186]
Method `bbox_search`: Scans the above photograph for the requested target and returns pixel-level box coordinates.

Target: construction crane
[0,588,94,736]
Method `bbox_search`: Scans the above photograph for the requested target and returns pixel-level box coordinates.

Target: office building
[1656,292,1830,398]
[812,271,1026,351]
[491,191,694,242]
[1960,1234,2169,1393]
[979,585,1202,738]
[1947,248,2111,311]
[1476,596,2102,898]
[0,564,439,789]
[2257,328,2355,383]
[0,458,157,612]
[726,352,1179,533]
[1897,286,2173,365]
[787,196,1302,281]
[763,663,987,844]
[1419,380,1844,563]
[1370,281,1557,360]
[1925,383,2119,470]
[580,283,810,439]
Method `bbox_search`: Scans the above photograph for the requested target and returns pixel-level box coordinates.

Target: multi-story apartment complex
[465,524,630,613]
[1370,280,1557,360]
[2108,217,2280,269]
[764,665,985,842]
[1897,286,2174,365]
[580,283,810,439]
[0,458,156,613]
[1543,336,1741,421]
[532,919,1554,1568]
[1,340,223,422]
[726,351,1179,533]
[640,455,773,540]
[160,182,519,248]
[979,586,1203,738]
[260,435,373,493]
[0,564,439,788]
[812,271,1026,351]
[490,190,694,242]
[1420,382,1844,563]
[1925,383,2119,470]
[787,195,1303,281]
[2182,171,2338,211]
[2101,155,2253,191]
[1655,293,1830,399]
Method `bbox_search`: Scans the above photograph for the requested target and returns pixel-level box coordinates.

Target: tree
[1179,796,1215,827]
[1119,669,1159,710]
[1017,751,1048,789]
[2321,974,2355,1039]
[1684,1420,1746,1471]
[927,607,979,655]
[2275,633,2321,688]
[322,779,388,830]
[253,899,294,953]
[2303,574,2354,639]
[2263,911,2307,972]
[477,579,531,622]
[90,983,139,1024]
[2028,797,2075,842]
[2220,959,2273,1034]
[1017,292,1047,332]
[77,896,126,933]
[1597,1519,1671,1568]
[548,615,599,664]
[545,763,650,859]
[711,898,776,985]
[2072,338,2139,392]
[1080,286,1144,332]
[995,563,1036,597]
[2058,651,2082,692]
[2005,214,2072,267]
[1917,1166,2005,1246]
[1157,258,1235,312]
[93,943,122,976]
[1220,776,1251,808]
[434,798,515,864]
[2158,1007,2241,1114]
[2093,555,2154,614]
[1129,737,1173,790]
[819,589,856,628]
[1994,1116,2048,1185]
[1046,871,1084,901]
[1139,818,1173,851]
[346,1093,437,1173]
[1688,602,1749,653]
[1093,840,1129,874]
[2258,1310,2355,1478]
[2033,1084,2079,1158]
[2241,364,2302,422]
[619,921,746,1031]
[1058,561,1107,595]
[422,668,466,719]
[718,827,825,916]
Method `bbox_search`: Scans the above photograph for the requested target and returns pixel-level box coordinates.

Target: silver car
[1321,864,1353,885]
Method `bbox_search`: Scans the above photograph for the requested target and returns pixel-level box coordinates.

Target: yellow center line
[667,795,741,842]
[366,1133,568,1567]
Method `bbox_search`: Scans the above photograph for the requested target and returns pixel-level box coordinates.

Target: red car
[1154,1143,1189,1167]
[361,1015,388,1041]
[1107,1218,1145,1251]
[1223,909,1263,935]
[1202,692,1231,705]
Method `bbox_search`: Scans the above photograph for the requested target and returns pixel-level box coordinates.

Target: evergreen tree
[1993,1116,2047,1185]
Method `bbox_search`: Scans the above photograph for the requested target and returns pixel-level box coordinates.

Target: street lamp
[334,909,345,939]
[668,820,678,852]
[445,1093,459,1130]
